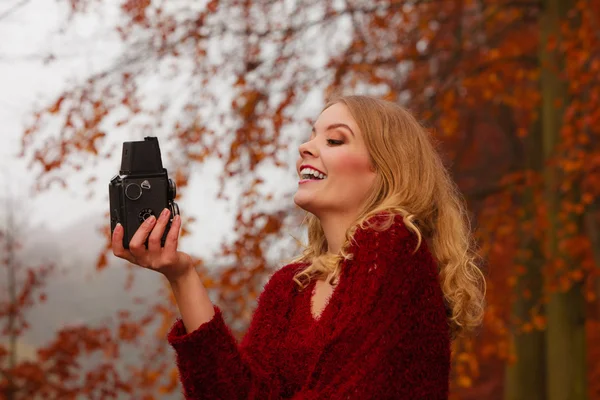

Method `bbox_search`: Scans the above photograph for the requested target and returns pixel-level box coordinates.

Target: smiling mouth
[299,167,327,181]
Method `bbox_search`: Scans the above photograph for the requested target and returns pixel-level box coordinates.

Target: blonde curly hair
[290,95,485,336]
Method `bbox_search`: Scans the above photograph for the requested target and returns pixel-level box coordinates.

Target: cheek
[333,152,374,178]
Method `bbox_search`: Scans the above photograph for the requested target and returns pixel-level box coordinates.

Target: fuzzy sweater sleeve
[293,214,451,399]
[167,263,299,400]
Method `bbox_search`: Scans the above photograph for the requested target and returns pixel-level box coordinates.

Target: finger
[111,223,136,263]
[129,215,156,257]
[148,208,170,252]
[163,214,181,254]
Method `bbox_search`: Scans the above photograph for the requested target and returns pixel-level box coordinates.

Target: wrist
[165,264,197,287]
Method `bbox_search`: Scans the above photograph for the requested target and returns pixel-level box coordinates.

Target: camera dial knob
[168,178,176,200]
[170,202,180,216]
[138,208,155,223]
[125,183,142,200]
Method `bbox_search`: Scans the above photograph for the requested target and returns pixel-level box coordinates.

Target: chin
[293,193,309,210]
[293,193,319,215]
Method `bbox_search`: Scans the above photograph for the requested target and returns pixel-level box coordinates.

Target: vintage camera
[109,137,179,249]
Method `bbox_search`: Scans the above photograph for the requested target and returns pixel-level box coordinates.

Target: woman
[112,95,486,399]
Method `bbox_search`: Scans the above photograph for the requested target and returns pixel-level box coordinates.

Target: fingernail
[146,216,156,224]
[161,208,169,217]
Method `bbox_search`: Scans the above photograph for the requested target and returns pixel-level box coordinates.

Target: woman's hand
[112,208,194,283]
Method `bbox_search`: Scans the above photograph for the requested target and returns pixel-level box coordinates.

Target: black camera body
[109,137,179,249]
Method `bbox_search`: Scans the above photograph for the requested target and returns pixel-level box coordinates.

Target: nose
[298,138,317,158]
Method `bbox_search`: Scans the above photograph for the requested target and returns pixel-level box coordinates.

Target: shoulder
[352,213,412,244]
[350,213,438,283]
[271,261,308,280]
[261,262,308,295]
[350,212,420,258]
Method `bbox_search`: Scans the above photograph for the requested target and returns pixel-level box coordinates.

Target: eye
[327,139,343,146]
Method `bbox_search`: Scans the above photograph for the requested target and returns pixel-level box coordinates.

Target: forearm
[168,270,216,333]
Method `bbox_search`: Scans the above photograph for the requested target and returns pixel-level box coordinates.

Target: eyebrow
[312,123,355,137]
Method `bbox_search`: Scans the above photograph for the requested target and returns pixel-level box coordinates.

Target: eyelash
[327,139,343,146]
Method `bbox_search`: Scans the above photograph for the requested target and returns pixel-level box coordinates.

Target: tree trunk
[541,0,587,399]
[504,247,546,400]
[504,113,546,400]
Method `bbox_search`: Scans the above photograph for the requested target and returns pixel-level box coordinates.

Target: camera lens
[168,179,176,200]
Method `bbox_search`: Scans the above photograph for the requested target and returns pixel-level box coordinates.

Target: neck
[318,211,359,255]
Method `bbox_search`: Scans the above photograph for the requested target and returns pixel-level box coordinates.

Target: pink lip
[298,164,326,176]
[298,179,322,184]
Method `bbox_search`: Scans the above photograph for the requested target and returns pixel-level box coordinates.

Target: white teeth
[300,167,327,180]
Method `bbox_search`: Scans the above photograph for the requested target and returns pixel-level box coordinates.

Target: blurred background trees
[5,0,600,398]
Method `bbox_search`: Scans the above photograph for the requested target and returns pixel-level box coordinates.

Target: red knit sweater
[167,214,451,399]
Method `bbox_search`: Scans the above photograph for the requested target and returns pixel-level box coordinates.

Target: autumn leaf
[96,253,107,270]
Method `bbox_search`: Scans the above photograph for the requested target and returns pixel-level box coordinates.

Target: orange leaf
[48,96,65,114]
[97,253,108,270]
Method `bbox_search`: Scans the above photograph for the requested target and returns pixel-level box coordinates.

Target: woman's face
[294,103,377,218]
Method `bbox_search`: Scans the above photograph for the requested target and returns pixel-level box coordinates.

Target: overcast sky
[0,0,322,271]
[0,0,125,228]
